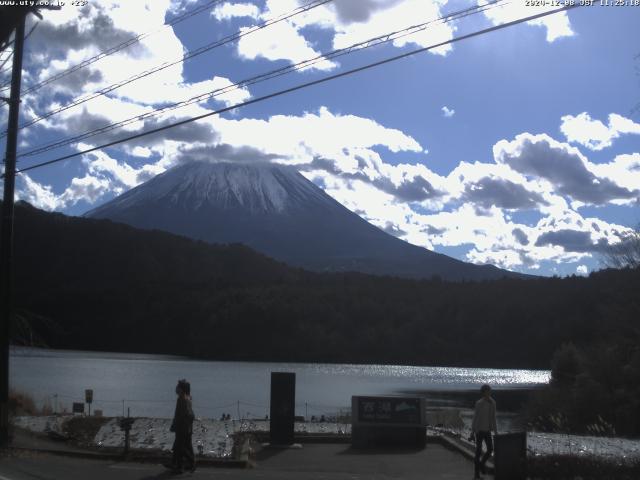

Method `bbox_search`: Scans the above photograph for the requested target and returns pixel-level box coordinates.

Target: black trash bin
[494,432,527,480]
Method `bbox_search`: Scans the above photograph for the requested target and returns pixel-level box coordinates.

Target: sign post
[85,389,93,416]
[269,372,295,445]
[120,408,134,457]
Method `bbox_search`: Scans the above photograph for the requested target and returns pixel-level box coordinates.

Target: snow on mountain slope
[86,161,519,281]
[92,161,331,214]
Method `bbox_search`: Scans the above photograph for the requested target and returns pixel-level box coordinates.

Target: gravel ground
[13,416,351,458]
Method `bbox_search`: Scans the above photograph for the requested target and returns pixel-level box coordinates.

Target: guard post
[120,409,134,457]
[269,372,295,446]
[494,432,527,480]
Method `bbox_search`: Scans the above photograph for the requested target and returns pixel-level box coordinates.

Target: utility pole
[0,15,26,447]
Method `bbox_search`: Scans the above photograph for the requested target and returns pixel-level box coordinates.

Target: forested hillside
[5,202,639,370]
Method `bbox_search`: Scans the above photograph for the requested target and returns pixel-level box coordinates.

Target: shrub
[550,343,584,387]
[8,390,39,416]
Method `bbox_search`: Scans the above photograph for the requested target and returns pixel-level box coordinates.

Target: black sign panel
[72,402,85,414]
[270,372,295,445]
[85,389,93,404]
[357,396,421,424]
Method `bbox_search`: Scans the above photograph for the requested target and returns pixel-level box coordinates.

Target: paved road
[0,444,485,480]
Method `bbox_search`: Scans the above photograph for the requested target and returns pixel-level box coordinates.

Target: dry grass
[528,454,640,480]
[8,390,39,416]
[62,416,110,447]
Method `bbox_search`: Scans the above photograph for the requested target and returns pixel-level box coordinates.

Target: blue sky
[1,0,639,276]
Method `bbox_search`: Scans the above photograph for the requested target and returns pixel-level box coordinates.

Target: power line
[0,0,229,95]
[0,24,38,75]
[0,23,38,96]
[15,0,507,159]
[15,3,581,176]
[0,51,14,75]
[0,31,16,58]
[3,0,334,135]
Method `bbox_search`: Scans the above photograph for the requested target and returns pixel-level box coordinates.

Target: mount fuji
[85,161,518,281]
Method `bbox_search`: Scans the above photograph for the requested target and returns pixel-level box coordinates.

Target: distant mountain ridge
[86,161,520,281]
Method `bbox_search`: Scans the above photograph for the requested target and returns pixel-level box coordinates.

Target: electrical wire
[0,0,231,95]
[0,32,16,55]
[0,50,15,75]
[0,23,39,101]
[5,0,333,134]
[15,0,507,159]
[14,3,581,175]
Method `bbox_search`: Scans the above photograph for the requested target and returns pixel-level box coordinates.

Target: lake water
[10,347,549,421]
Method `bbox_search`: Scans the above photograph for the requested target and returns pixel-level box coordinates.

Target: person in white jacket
[470,384,497,478]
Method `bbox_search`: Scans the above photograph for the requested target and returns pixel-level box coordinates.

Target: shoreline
[12,414,640,461]
[9,345,553,372]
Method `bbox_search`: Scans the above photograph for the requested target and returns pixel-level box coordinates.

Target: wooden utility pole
[0,14,26,447]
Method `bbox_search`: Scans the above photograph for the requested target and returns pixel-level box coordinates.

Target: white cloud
[461,207,630,270]
[208,106,424,172]
[329,0,456,56]
[442,106,455,118]
[236,21,337,71]
[493,132,638,206]
[191,106,451,206]
[328,0,405,24]
[219,0,579,75]
[479,0,574,42]
[21,0,251,150]
[58,174,112,207]
[560,112,640,151]
[212,2,260,21]
[14,148,175,211]
[445,160,551,211]
[30,95,152,136]
[85,151,152,189]
[28,1,177,100]
[16,172,112,211]
[286,123,637,271]
[222,0,457,71]
[17,175,63,211]
[116,75,252,109]
[299,160,632,272]
[576,264,588,275]
[589,153,640,194]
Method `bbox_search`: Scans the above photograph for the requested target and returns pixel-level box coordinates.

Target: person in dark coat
[166,379,195,473]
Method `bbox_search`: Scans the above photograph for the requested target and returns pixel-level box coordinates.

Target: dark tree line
[3,202,639,375]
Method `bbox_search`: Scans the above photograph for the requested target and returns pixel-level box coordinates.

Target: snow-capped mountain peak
[94,161,330,215]
[86,160,518,281]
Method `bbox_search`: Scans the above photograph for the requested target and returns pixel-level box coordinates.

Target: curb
[247,432,352,444]
[7,431,490,473]
[296,435,351,444]
[5,445,250,468]
[432,434,495,474]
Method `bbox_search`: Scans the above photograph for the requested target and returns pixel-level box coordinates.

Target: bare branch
[601,226,640,269]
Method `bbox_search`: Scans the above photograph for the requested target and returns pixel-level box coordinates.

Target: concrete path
[3,427,495,480]
[254,443,485,479]
[0,443,491,480]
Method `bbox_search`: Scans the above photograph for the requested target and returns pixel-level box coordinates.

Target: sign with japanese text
[353,396,423,425]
